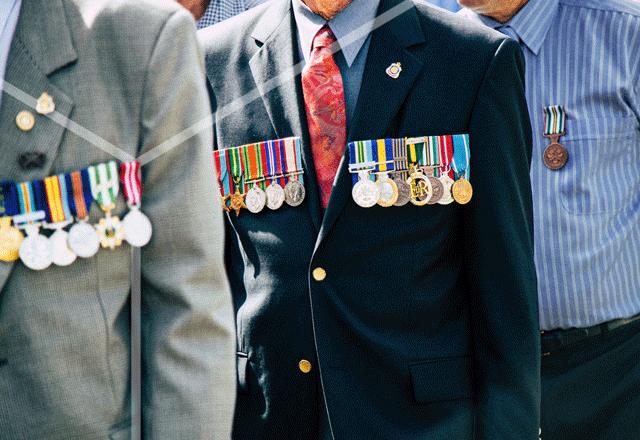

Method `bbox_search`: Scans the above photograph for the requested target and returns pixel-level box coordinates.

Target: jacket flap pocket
[410,356,472,403]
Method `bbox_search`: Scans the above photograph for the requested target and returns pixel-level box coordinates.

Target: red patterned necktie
[301,25,346,208]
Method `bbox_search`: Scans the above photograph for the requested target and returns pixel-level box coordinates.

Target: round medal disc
[407,173,432,206]
[452,178,473,204]
[123,208,153,248]
[245,186,267,214]
[392,177,412,207]
[437,176,455,205]
[543,143,568,170]
[376,177,398,207]
[265,182,285,210]
[284,179,305,207]
[352,178,380,208]
[426,176,444,205]
[19,233,53,270]
[0,220,24,262]
[68,221,101,258]
[50,229,77,266]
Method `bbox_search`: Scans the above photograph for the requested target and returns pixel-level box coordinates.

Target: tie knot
[311,25,337,51]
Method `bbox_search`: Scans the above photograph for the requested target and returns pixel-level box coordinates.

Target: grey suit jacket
[0,0,235,438]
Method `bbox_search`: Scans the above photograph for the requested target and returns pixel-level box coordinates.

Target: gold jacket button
[299,359,312,373]
[312,267,326,281]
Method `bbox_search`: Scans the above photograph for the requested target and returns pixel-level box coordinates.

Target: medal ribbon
[435,135,454,179]
[543,105,566,135]
[348,140,375,184]
[228,146,245,192]
[265,140,283,187]
[0,181,19,217]
[44,174,72,224]
[258,142,269,190]
[242,143,265,190]
[283,137,301,185]
[15,180,47,225]
[407,138,426,169]
[374,139,396,173]
[451,134,471,181]
[214,149,232,198]
[294,137,304,186]
[391,138,408,179]
[119,161,142,206]
[424,136,439,169]
[66,169,94,219]
[88,161,119,211]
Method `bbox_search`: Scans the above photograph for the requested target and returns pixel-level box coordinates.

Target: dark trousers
[540,317,640,440]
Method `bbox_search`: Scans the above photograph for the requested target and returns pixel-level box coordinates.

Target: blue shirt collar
[292,0,380,67]
[465,0,558,55]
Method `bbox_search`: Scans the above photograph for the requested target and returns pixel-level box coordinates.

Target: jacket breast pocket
[410,356,472,403]
[559,117,640,215]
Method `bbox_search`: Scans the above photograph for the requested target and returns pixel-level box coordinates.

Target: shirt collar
[466,0,558,56]
[292,0,380,67]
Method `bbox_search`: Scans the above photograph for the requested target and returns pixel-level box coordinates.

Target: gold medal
[452,178,473,204]
[407,165,432,206]
[16,110,35,131]
[0,217,24,262]
[376,173,398,207]
[229,187,247,216]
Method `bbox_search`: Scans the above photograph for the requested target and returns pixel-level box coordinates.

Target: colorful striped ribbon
[543,105,566,136]
[119,161,142,206]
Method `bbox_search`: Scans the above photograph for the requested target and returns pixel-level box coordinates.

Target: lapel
[319,0,426,241]
[249,0,323,231]
[0,0,77,289]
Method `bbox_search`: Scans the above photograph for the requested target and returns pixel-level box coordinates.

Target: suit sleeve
[136,9,235,439]
[464,38,540,440]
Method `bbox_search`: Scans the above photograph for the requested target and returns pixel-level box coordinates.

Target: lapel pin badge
[36,92,55,115]
[386,62,402,79]
[16,110,35,131]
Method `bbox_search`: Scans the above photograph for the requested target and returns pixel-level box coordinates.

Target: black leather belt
[541,313,640,355]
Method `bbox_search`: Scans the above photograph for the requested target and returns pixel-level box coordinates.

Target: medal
[120,161,152,247]
[434,135,455,205]
[373,139,398,207]
[543,105,568,170]
[390,138,411,206]
[214,149,232,212]
[421,137,443,205]
[242,143,267,214]
[283,137,306,207]
[265,139,285,210]
[348,140,380,207]
[15,181,52,270]
[406,139,432,205]
[437,175,455,205]
[89,161,124,249]
[43,174,76,266]
[352,170,380,208]
[407,165,432,205]
[0,182,24,262]
[452,134,473,204]
[228,147,247,216]
[66,169,100,258]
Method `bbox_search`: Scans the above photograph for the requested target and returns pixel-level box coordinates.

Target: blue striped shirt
[460,0,640,330]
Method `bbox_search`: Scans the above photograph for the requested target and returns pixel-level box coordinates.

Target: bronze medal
[452,178,473,204]
[426,176,443,205]
[392,173,411,206]
[543,142,568,170]
[229,187,247,216]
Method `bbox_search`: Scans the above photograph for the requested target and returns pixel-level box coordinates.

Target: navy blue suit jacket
[199,0,540,438]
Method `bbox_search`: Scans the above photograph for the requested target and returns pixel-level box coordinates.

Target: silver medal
[376,173,398,207]
[265,182,285,210]
[19,225,53,270]
[50,228,77,266]
[123,207,153,248]
[245,186,267,214]
[437,175,455,205]
[284,178,305,207]
[68,220,101,258]
[352,171,380,208]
